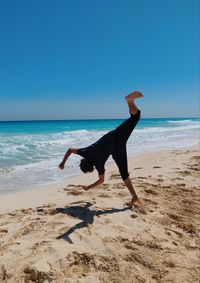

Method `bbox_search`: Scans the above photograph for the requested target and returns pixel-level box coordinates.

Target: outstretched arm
[83,174,105,190]
[59,148,78,169]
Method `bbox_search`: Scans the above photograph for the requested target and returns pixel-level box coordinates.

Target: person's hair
[79,158,94,173]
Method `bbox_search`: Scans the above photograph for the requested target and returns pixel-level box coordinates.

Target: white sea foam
[135,124,199,134]
[0,119,199,193]
[167,119,195,124]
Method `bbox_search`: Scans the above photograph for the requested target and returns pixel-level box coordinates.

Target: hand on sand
[82,185,89,191]
[59,163,65,170]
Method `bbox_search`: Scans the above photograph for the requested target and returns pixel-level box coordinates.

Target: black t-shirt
[77,110,140,180]
[77,130,116,175]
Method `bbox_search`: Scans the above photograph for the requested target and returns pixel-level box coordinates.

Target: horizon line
[0,116,199,123]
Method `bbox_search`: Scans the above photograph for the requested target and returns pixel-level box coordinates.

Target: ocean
[0,117,199,194]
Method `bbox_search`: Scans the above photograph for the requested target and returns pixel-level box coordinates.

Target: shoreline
[1,116,199,194]
[0,149,164,211]
[0,142,199,212]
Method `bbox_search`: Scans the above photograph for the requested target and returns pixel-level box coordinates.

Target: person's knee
[121,172,129,181]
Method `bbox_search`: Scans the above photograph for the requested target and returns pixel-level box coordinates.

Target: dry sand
[0,146,200,283]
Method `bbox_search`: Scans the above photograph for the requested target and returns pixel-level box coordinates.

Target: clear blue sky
[0,0,199,120]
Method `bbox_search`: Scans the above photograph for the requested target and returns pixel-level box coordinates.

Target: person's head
[79,158,94,173]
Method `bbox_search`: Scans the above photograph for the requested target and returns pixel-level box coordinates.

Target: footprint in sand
[142,198,158,205]
[153,166,162,168]
[101,183,110,189]
[109,173,121,180]
[165,228,183,238]
[130,214,138,218]
[36,204,57,215]
[167,213,182,221]
[98,194,111,198]
[191,155,200,161]
[12,221,42,239]
[36,207,58,216]
[8,212,17,216]
[144,189,159,195]
[124,251,154,268]
[23,262,53,282]
[20,208,34,213]
[0,264,7,280]
[134,176,148,180]
[163,260,176,268]
[134,206,148,215]
[162,185,171,189]
[118,192,128,198]
[62,185,84,196]
[0,228,8,234]
[67,189,83,196]
[134,167,143,170]
[178,170,191,176]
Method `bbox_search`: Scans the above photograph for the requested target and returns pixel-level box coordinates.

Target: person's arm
[83,174,105,190]
[59,148,78,169]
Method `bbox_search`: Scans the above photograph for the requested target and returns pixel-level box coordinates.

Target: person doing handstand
[59,91,144,207]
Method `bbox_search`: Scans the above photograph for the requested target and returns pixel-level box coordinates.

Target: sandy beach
[0,145,199,283]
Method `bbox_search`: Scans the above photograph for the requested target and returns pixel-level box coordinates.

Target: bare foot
[126,197,141,208]
[125,91,144,101]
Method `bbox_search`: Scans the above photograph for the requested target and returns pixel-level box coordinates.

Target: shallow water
[0,117,199,193]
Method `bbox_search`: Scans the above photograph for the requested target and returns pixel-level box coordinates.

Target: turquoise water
[0,117,199,193]
[1,117,199,134]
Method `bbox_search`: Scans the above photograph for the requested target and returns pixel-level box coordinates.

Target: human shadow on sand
[56,202,130,244]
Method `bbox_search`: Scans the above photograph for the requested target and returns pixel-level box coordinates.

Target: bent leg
[112,148,140,207]
[112,147,129,181]
[124,177,140,207]
[113,91,143,142]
